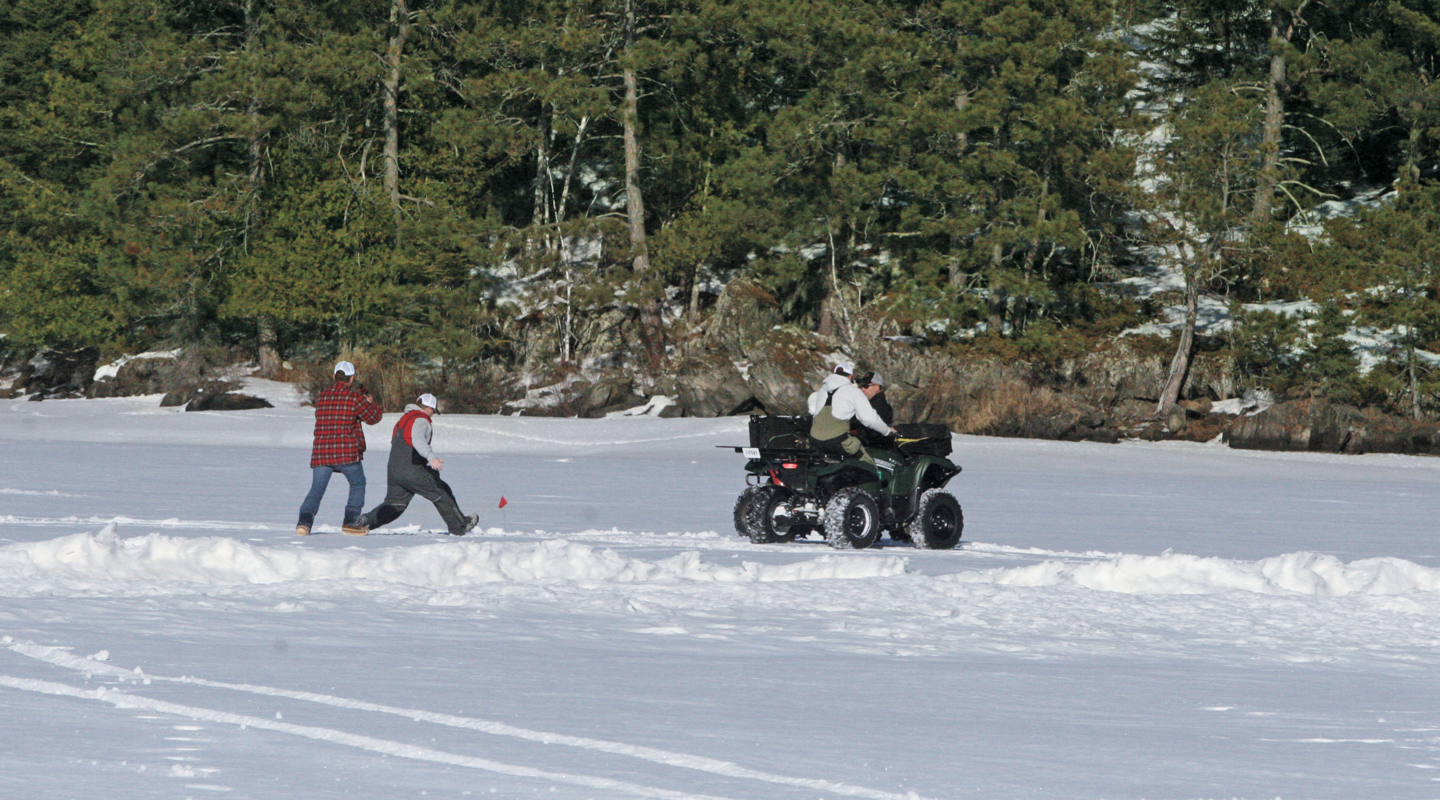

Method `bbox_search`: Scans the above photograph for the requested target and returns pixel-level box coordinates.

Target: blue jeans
[297,462,366,528]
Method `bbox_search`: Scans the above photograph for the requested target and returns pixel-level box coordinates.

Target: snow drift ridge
[5,529,1436,599]
[954,550,1440,597]
[0,527,906,593]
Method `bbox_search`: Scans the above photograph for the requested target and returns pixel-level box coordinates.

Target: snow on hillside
[2,394,1440,798]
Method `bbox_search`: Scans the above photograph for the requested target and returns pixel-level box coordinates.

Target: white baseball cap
[334,360,356,376]
[835,362,854,377]
[418,393,439,410]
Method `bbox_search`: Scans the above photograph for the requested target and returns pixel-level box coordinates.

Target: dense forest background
[2,0,1438,425]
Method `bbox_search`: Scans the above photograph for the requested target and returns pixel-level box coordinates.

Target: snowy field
[2,389,1440,800]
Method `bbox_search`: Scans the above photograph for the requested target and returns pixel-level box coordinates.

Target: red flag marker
[498,496,508,509]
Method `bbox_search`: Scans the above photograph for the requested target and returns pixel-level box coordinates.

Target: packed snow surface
[2,391,1440,799]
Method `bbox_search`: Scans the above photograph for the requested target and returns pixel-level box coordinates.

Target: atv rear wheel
[906,489,963,550]
[824,487,881,550]
[732,486,770,537]
[744,485,800,544]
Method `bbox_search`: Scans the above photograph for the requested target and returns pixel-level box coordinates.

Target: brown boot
[341,522,369,536]
[295,525,310,536]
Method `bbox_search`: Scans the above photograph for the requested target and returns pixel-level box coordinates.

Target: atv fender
[892,458,961,525]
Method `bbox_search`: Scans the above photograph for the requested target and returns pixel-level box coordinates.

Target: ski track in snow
[0,514,282,532]
[4,640,933,800]
[0,674,743,800]
[0,488,86,497]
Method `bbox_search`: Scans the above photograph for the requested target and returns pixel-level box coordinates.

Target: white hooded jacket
[814,383,890,436]
[806,373,854,415]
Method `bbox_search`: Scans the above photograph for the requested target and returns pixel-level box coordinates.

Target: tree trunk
[621,0,661,370]
[1016,176,1050,337]
[622,63,649,272]
[687,263,703,324]
[621,0,648,272]
[1409,344,1422,420]
[818,294,837,338]
[258,317,281,376]
[824,226,853,345]
[532,104,552,228]
[557,114,589,224]
[1251,1,1307,227]
[987,241,1006,334]
[243,0,280,377]
[383,0,410,245]
[1400,110,1423,188]
[1157,279,1201,417]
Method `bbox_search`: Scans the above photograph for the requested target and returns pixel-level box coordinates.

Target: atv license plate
[742,447,761,458]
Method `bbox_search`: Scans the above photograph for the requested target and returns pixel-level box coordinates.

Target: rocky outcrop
[1225,400,1440,455]
[665,279,843,417]
[741,329,837,415]
[188,390,273,412]
[701,278,786,361]
[162,381,273,411]
[89,352,181,398]
[578,377,654,418]
[674,352,755,417]
[10,347,99,399]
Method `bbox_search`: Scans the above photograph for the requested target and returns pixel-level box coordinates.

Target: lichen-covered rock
[741,328,837,416]
[187,391,273,412]
[16,347,99,399]
[674,352,754,417]
[1338,415,1440,456]
[1224,400,1367,452]
[90,353,180,398]
[703,278,785,362]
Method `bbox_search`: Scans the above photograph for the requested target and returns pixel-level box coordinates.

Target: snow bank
[953,550,1440,597]
[10,528,1433,600]
[0,527,905,594]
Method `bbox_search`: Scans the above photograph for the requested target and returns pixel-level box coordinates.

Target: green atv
[725,415,963,550]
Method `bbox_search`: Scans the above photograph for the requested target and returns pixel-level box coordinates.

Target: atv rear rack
[718,445,838,463]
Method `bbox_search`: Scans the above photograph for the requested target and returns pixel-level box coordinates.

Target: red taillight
[782,463,799,469]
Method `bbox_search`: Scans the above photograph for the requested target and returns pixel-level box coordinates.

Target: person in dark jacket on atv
[360,393,479,536]
[853,372,896,447]
[858,371,893,425]
[810,374,896,464]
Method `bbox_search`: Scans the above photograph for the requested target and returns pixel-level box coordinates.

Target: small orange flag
[498,496,508,509]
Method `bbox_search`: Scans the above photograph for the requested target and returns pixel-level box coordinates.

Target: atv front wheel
[824,487,881,550]
[906,489,963,550]
[744,485,801,544]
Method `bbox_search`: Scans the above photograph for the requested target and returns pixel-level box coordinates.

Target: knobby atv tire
[906,489,963,550]
[732,485,770,537]
[824,487,881,550]
[743,484,801,544]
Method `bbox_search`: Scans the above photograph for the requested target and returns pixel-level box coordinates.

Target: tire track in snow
[0,673,737,800]
[8,640,934,800]
[439,420,740,448]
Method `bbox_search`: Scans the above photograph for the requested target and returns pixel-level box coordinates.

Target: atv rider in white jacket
[809,374,896,464]
[807,363,855,416]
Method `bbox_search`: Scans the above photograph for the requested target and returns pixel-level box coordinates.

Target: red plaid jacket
[309,381,384,467]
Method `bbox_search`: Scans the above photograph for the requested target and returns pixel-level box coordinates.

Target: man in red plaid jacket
[295,361,384,536]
